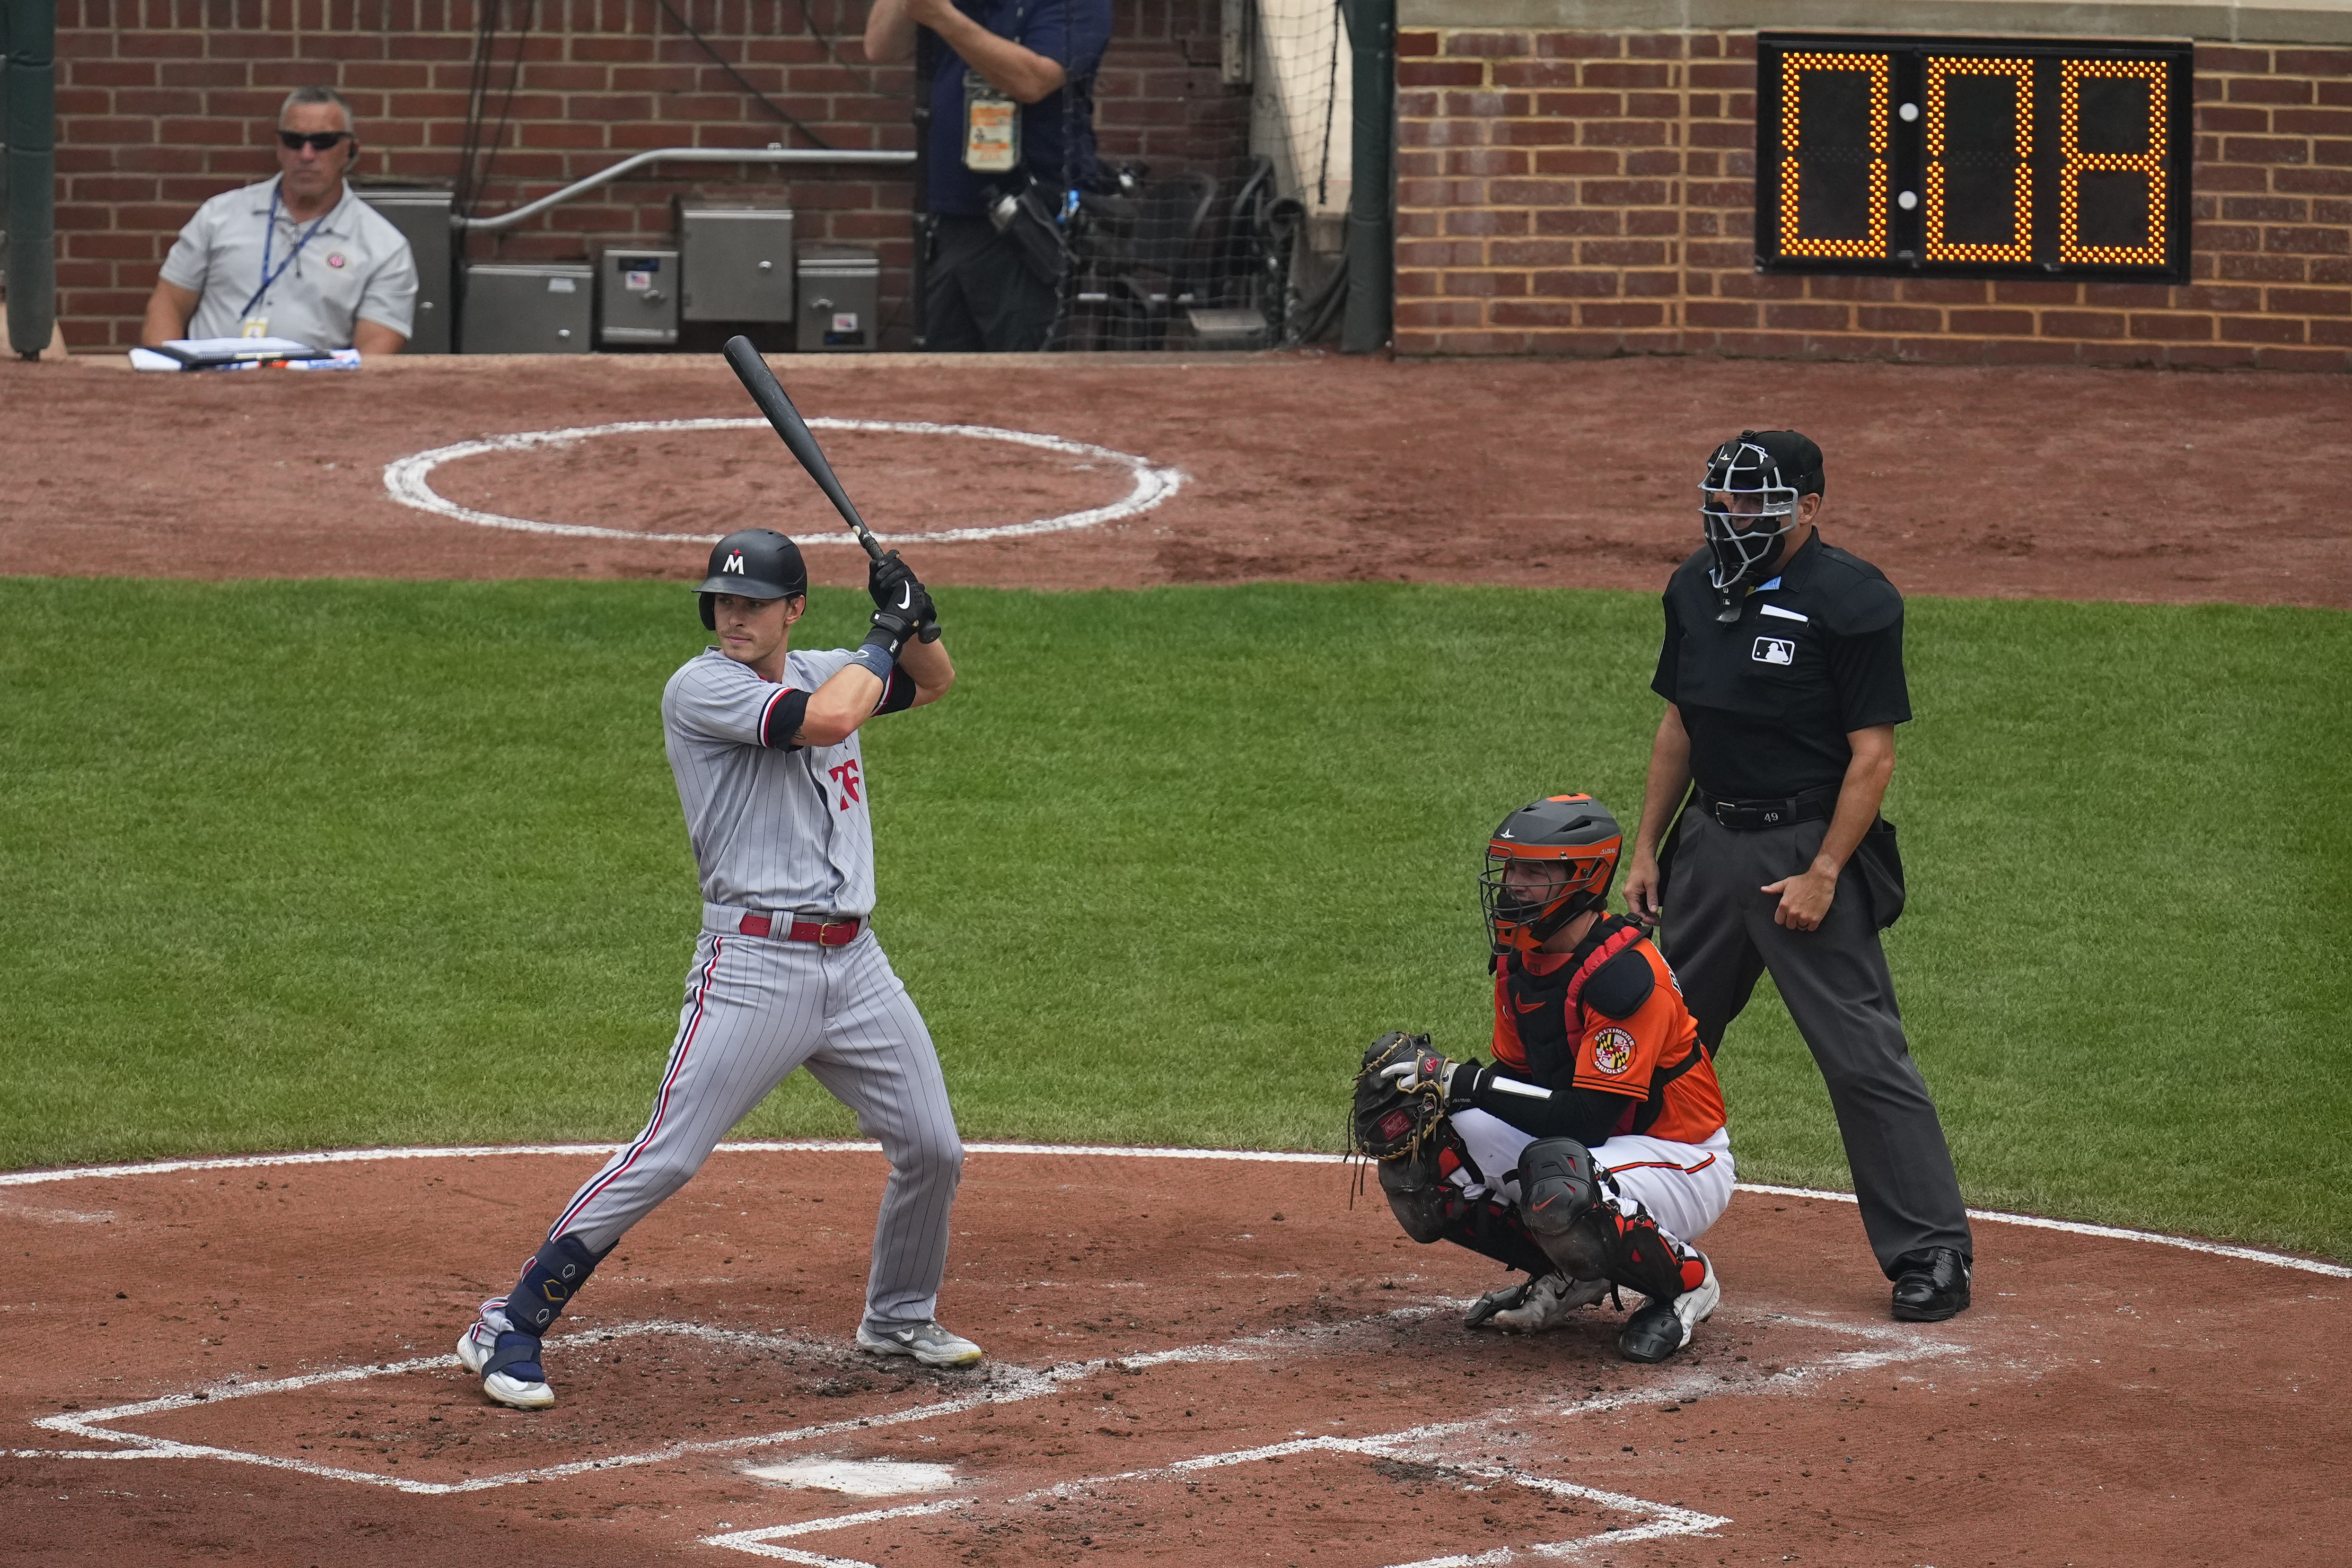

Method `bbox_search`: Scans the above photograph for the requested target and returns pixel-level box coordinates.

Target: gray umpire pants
[1662,810,1973,1277]
[546,924,964,1333]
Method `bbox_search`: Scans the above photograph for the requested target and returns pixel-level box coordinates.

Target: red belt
[736,912,862,946]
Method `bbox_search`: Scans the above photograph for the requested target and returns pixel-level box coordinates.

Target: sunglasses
[277,130,353,152]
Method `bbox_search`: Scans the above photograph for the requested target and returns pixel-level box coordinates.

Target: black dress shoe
[1890,1248,1971,1322]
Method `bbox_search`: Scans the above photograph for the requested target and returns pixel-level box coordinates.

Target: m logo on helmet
[724,552,746,574]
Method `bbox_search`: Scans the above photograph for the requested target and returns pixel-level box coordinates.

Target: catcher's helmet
[1480,795,1624,956]
[1698,430,1824,605]
[696,528,808,630]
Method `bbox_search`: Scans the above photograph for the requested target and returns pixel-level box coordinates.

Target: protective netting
[1046,0,1348,352]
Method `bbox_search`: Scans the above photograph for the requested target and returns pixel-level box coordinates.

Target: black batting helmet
[696,528,808,630]
[1479,795,1625,956]
[1698,429,1824,601]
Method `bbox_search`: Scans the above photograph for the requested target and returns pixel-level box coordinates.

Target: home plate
[744,1458,958,1496]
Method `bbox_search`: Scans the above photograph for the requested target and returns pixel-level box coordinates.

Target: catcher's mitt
[1351,1030,1447,1167]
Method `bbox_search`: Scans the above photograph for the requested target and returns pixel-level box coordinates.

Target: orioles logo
[1590,1026,1636,1077]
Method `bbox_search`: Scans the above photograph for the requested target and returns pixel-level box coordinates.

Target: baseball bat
[720,334,885,563]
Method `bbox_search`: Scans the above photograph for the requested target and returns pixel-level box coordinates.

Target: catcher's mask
[1699,430,1823,617]
[1480,795,1624,956]
[696,528,809,631]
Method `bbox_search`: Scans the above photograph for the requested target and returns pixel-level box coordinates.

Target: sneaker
[1489,1272,1612,1333]
[456,1304,555,1410]
[856,1321,983,1368]
[1617,1255,1720,1364]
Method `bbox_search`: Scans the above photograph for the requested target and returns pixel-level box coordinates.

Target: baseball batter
[456,528,977,1411]
[1356,796,1733,1364]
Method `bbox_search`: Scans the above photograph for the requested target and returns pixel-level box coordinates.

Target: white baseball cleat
[856,1321,983,1368]
[1489,1271,1613,1333]
[456,1312,556,1410]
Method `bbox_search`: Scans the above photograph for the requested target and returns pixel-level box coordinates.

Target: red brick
[1801,274,1901,302]
[1399,62,1486,88]
[1624,269,1678,296]
[1579,179,1669,206]
[2277,108,2352,135]
[2308,316,2352,343]
[1894,278,1988,304]
[1625,209,1681,237]
[2196,163,2270,193]
[2216,314,2308,342]
[2221,252,2309,280]
[1398,30,1439,58]
[1492,119,1580,147]
[1397,90,1444,119]
[1446,207,1529,237]
[2255,345,2352,369]
[2083,284,2178,309]
[1410,118,1489,149]
[1531,149,1622,176]
[1488,177,1583,206]
[1943,308,2035,335]
[1583,119,1668,147]
[2222,136,2310,165]
[1763,302,1850,332]
[2319,140,2352,164]
[1443,270,1530,298]
[1398,178,1487,208]
[1688,63,1752,91]
[1446,32,1533,59]
[1855,305,1943,332]
[1579,238,1667,266]
[1625,149,1682,177]
[2273,166,2352,193]
[1447,148,1529,177]
[2228,76,2313,105]
[1582,62,1672,89]
[1488,299,1582,328]
[1444,90,1532,119]
[2269,286,2352,313]
[1687,299,1758,328]
[2222,196,2308,222]
[2195,222,2264,251]
[1489,239,1583,267]
[2315,257,2352,282]
[1628,92,1682,118]
[1533,208,1624,237]
[2275,49,2352,76]
[1989,280,2082,306]
[1492,61,1589,91]
[2175,284,2265,311]
[1395,299,1488,330]
[1534,33,1622,61]
[1530,268,1630,298]
[2127,312,2215,339]
[2197,105,2273,132]
[2040,310,2128,338]
[1580,301,1667,327]
[1398,239,1495,268]
[2198,46,2273,73]
[2267,224,2352,254]
[1533,91,1625,118]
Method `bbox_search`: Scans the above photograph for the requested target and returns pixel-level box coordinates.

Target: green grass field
[2,579,2345,1259]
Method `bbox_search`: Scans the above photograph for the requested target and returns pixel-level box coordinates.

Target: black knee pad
[1517,1138,1602,1241]
[505,1233,608,1333]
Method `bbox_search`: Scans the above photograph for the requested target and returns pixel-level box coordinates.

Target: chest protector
[1496,917,1648,1085]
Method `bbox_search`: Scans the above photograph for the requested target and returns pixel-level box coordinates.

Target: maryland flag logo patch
[1590,1026,1636,1077]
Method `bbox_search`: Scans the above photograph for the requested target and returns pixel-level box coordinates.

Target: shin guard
[1596,1201,1710,1304]
[503,1233,608,1334]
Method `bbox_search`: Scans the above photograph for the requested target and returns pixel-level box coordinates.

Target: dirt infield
[3,351,2347,607]
[2,1147,2346,1567]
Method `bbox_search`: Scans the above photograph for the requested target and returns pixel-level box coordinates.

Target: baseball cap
[1738,429,1825,498]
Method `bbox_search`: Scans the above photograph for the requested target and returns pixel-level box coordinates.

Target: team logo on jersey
[723,552,746,574]
[1591,1026,1635,1076]
[1752,636,1795,665]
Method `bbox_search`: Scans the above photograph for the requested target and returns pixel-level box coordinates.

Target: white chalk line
[379,417,1188,544]
[5,1140,2341,1279]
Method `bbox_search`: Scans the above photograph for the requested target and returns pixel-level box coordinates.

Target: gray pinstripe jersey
[662,646,877,916]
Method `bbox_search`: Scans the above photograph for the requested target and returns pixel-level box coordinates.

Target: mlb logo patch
[1752,636,1795,665]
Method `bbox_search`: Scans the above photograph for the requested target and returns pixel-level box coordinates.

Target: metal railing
[456,146,916,233]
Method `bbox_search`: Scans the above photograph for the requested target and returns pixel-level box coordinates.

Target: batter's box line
[702,1426,1731,1565]
[13,1307,1452,1494]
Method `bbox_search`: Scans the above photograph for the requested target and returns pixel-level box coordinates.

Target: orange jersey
[1491,917,1726,1146]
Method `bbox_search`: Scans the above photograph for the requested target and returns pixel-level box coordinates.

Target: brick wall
[45,0,1247,350]
[1395,28,2352,369]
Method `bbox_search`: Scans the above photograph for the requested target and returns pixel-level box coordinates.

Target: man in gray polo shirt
[140,86,416,355]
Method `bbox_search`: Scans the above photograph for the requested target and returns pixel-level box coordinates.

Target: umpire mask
[1699,431,1822,618]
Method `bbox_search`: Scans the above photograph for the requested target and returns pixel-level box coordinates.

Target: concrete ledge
[1396,0,2352,45]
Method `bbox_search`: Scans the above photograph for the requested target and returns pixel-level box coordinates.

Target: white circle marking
[381,417,1188,544]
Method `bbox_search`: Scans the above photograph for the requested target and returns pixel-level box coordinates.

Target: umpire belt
[707,905,865,945]
[1693,783,1839,832]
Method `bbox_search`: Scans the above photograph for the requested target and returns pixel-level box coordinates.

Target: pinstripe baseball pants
[547,926,964,1333]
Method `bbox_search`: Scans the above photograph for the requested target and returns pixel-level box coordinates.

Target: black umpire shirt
[1651,532,1912,800]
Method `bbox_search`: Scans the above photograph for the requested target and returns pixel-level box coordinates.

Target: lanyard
[240,186,333,321]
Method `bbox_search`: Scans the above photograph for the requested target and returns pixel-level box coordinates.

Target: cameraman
[866,0,1113,351]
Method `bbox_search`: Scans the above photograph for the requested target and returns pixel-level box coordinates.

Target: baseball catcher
[1351,795,1734,1363]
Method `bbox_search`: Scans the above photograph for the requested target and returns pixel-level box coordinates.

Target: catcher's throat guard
[1481,795,1624,955]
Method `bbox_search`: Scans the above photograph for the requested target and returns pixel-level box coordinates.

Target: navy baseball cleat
[457,1299,555,1410]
